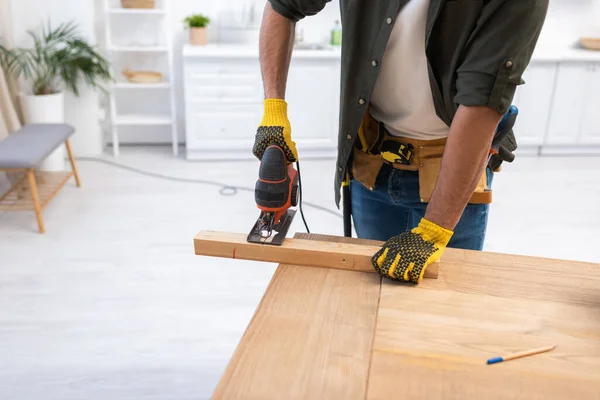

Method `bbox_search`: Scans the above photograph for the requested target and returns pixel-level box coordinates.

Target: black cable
[75,157,342,219]
[295,160,310,233]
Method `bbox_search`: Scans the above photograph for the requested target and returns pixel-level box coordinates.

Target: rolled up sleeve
[268,0,331,22]
[454,0,549,114]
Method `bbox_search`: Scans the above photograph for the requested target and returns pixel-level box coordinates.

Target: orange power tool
[247,144,299,245]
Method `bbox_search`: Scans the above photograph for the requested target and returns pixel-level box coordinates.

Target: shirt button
[372,60,378,67]
[505,60,513,68]
[346,134,353,140]
[358,98,365,105]
[386,17,393,24]
[338,166,343,172]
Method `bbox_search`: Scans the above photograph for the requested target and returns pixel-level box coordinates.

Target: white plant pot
[19,92,66,171]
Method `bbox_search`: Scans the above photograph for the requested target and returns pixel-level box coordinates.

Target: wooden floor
[0,147,599,399]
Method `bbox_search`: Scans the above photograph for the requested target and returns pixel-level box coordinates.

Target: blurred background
[0,0,599,399]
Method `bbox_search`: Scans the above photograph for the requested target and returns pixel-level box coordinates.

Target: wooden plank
[194,231,439,279]
[212,233,383,399]
[367,250,600,400]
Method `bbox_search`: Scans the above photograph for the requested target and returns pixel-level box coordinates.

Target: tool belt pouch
[417,152,491,204]
[352,109,384,189]
[352,110,491,204]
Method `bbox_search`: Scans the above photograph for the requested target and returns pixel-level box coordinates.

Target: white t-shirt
[370,0,450,140]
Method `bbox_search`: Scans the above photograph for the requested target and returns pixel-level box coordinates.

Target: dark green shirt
[268,0,549,206]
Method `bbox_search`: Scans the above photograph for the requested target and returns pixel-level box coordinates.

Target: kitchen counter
[532,45,600,62]
[183,43,600,62]
[183,44,342,59]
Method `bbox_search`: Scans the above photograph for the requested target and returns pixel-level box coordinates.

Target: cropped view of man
[252,0,548,283]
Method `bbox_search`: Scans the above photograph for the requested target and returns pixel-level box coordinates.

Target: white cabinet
[287,60,340,153]
[546,63,590,144]
[186,103,261,148]
[182,45,600,159]
[183,45,341,160]
[512,62,557,146]
[546,62,600,146]
[184,59,262,104]
[580,63,600,144]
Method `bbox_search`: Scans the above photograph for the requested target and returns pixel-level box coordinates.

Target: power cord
[296,161,310,233]
[76,157,342,220]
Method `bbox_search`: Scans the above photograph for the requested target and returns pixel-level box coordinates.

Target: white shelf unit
[102,0,178,157]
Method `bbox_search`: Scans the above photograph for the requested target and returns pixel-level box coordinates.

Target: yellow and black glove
[372,218,453,283]
[252,99,298,163]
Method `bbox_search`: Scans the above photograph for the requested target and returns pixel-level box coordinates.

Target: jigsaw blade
[247,209,296,246]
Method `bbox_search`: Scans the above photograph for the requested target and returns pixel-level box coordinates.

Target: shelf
[115,82,171,89]
[114,114,173,126]
[109,8,165,15]
[0,171,74,211]
[104,0,178,157]
[109,45,168,52]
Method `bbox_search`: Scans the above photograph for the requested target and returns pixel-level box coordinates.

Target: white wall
[9,0,104,156]
[539,0,600,47]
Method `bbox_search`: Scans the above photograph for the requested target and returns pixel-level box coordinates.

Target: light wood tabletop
[211,233,600,399]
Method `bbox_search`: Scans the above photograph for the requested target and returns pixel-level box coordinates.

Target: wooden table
[211,234,600,399]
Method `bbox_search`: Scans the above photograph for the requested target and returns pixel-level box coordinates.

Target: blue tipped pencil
[487,345,556,365]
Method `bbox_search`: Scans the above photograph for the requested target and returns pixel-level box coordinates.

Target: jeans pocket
[387,169,421,205]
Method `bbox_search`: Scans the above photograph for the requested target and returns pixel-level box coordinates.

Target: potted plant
[0,21,111,170]
[184,14,211,46]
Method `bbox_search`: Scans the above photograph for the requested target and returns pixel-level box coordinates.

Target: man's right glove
[252,99,298,163]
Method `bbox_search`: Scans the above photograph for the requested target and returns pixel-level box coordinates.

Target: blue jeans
[351,164,492,250]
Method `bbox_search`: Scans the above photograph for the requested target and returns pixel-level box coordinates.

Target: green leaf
[184,14,211,28]
[0,19,111,96]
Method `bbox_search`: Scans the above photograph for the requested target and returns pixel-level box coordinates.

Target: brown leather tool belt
[352,110,492,204]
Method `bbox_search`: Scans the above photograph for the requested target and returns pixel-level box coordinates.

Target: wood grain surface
[367,249,600,400]
[212,233,383,399]
[194,230,439,280]
[209,233,600,399]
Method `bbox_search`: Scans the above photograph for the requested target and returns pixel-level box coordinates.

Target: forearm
[259,2,295,99]
[425,105,502,230]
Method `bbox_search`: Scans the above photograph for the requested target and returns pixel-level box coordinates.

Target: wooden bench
[0,124,81,233]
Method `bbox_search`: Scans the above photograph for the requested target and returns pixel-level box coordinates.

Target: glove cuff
[414,218,453,246]
[261,99,288,126]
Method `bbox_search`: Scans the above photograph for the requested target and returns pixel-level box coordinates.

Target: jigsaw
[247,143,299,245]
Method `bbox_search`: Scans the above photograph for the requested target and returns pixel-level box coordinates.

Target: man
[252,0,548,283]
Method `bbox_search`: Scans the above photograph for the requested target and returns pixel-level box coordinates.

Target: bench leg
[65,140,81,188]
[26,170,45,234]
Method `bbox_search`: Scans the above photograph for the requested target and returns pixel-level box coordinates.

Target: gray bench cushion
[0,124,74,169]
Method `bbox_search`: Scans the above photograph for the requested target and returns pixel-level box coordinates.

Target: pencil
[487,345,556,365]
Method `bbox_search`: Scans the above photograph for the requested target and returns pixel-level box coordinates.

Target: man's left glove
[372,218,453,283]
